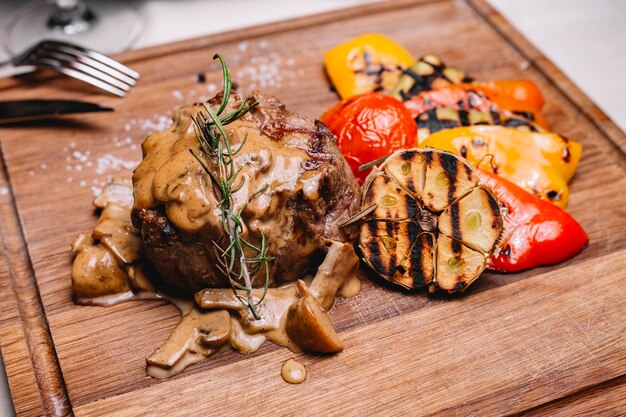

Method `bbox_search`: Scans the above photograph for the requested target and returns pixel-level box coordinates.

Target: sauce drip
[281,358,307,384]
[71,180,361,379]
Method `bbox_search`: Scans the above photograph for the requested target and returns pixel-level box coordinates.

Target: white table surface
[1,0,625,415]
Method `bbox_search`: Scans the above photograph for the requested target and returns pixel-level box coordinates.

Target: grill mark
[485,191,503,229]
[458,110,470,126]
[367,221,387,274]
[491,111,501,125]
[408,222,420,244]
[406,195,418,217]
[406,178,416,193]
[439,153,458,205]
[417,109,460,135]
[408,235,426,288]
[513,111,534,121]
[562,146,571,163]
[425,151,433,165]
[464,161,473,180]
[450,203,462,240]
[546,190,561,201]
[401,151,415,160]
[451,238,463,254]
[385,220,395,236]
[502,117,536,131]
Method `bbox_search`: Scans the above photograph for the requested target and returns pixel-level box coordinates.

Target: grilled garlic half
[359,148,504,293]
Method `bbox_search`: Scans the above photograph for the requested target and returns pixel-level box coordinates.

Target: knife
[0,99,113,123]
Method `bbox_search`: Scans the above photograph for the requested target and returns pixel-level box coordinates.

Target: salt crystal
[238,41,249,52]
[0,187,8,196]
[172,90,184,101]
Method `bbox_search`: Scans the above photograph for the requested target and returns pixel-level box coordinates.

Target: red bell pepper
[477,169,588,272]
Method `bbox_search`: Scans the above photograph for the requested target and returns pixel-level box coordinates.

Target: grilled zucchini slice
[391,55,472,101]
[416,107,544,143]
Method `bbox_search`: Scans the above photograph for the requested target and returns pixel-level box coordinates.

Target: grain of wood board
[0,0,624,415]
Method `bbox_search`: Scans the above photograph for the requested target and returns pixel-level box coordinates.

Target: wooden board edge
[466,0,626,160]
[0,147,72,417]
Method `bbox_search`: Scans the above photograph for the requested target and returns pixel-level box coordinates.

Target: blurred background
[0,0,625,415]
[1,0,624,130]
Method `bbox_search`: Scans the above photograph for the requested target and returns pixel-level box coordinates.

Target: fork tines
[14,40,140,97]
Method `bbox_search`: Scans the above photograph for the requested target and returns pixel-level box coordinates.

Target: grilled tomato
[321,92,417,184]
[359,148,504,293]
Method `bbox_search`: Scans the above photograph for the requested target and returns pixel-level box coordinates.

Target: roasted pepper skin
[477,170,588,272]
[460,80,545,114]
[420,126,582,208]
[321,93,417,184]
[404,84,549,130]
[325,33,414,99]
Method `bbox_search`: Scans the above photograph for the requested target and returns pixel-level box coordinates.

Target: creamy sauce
[130,100,358,290]
[71,181,361,379]
[281,358,307,384]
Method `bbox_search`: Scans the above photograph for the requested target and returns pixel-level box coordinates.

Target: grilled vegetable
[402,85,550,130]
[325,33,414,99]
[415,107,544,143]
[321,92,417,183]
[391,54,472,100]
[477,170,588,272]
[420,126,582,208]
[359,148,504,293]
[460,80,545,115]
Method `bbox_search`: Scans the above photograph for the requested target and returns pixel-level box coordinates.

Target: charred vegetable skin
[477,170,588,272]
[325,33,414,99]
[321,93,417,183]
[402,85,550,130]
[420,126,582,208]
[415,107,544,143]
[359,148,504,293]
[391,54,472,100]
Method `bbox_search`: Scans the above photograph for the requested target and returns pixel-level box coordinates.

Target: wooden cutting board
[0,1,625,415]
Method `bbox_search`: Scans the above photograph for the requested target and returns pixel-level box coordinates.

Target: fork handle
[0,64,37,79]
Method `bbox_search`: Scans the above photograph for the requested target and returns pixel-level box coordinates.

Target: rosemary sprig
[189,54,272,320]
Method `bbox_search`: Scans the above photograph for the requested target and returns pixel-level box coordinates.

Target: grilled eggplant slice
[416,107,544,143]
[359,148,504,293]
[391,55,472,100]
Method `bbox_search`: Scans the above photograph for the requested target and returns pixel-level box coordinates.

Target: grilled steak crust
[132,91,360,295]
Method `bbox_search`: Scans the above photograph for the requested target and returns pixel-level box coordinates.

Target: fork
[0,39,139,97]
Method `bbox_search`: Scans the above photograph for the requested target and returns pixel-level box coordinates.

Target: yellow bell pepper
[325,33,413,99]
[420,126,582,208]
